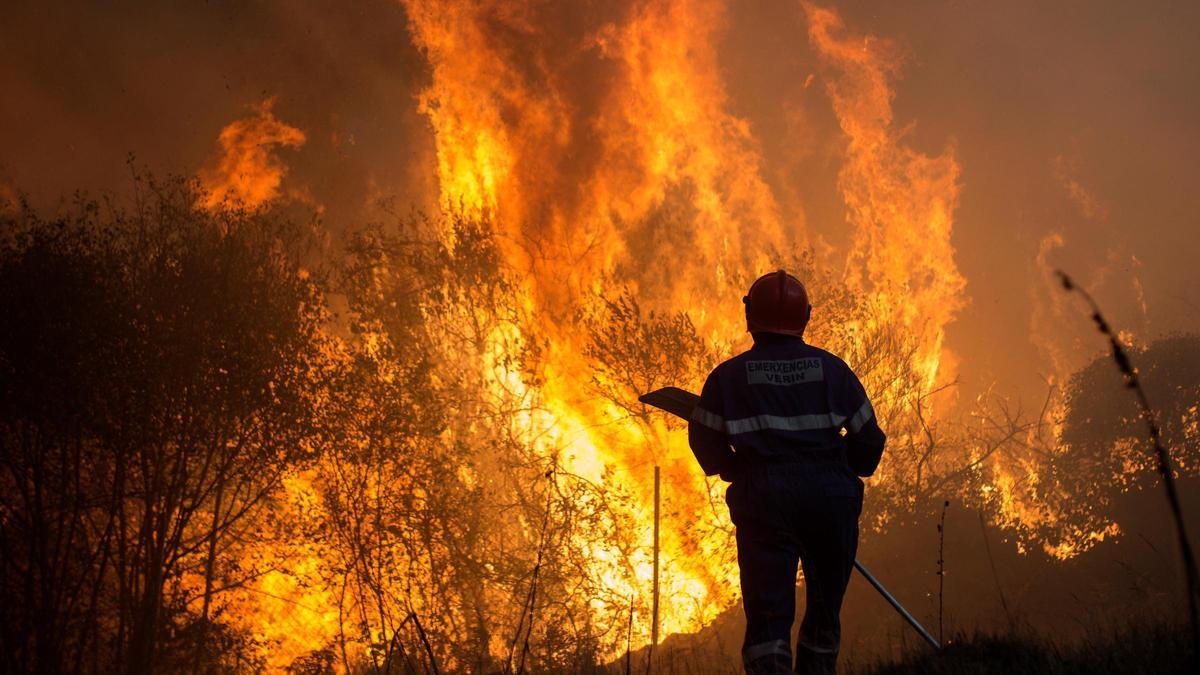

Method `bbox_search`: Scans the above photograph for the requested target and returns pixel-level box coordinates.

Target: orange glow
[0,180,18,214]
[392,0,967,651]
[214,1,1124,666]
[197,99,306,210]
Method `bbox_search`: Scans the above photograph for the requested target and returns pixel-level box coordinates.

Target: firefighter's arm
[843,369,886,477]
[688,369,739,479]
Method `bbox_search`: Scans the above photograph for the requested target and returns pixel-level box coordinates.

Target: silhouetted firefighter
[690,271,886,675]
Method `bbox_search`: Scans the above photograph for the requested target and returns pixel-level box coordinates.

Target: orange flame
[398,0,819,646]
[198,99,306,210]
[402,0,788,320]
[397,0,967,649]
[804,2,965,391]
[226,1,976,663]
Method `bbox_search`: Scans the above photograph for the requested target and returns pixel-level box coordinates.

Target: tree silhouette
[0,176,331,672]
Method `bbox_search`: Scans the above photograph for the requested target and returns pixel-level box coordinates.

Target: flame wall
[387,0,966,645]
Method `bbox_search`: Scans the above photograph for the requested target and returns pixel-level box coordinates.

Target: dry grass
[849,620,1193,675]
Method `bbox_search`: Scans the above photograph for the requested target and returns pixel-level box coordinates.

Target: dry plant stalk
[1057,270,1200,652]
[978,511,1014,628]
[936,499,950,644]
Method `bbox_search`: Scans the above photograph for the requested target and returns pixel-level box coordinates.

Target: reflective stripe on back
[726,412,845,436]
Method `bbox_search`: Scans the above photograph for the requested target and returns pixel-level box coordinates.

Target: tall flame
[804,2,965,390]
[216,1,970,664]
[401,0,796,641]
[402,0,788,319]
[398,0,966,647]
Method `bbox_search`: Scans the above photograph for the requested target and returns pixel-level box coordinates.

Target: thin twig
[382,612,414,675]
[409,612,440,675]
[978,510,1013,628]
[508,466,556,674]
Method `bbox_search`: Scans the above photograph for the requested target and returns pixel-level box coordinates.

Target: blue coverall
[688,333,886,674]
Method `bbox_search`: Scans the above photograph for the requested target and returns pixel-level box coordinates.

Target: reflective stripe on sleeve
[725,413,845,436]
[847,399,875,433]
[690,406,725,432]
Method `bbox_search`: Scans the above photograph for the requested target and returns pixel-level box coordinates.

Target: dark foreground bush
[857,620,1194,674]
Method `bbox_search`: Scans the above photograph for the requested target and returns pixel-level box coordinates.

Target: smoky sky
[2,0,1198,405]
[0,0,437,220]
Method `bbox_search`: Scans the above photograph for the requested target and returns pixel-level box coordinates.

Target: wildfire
[804,1,965,392]
[3,1,1184,672]
[197,98,306,210]
[205,1,1102,667]
[397,0,966,653]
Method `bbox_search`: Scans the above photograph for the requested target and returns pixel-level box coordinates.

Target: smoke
[1052,154,1109,223]
[0,179,18,215]
[3,0,1200,658]
[0,0,435,223]
[4,0,1197,388]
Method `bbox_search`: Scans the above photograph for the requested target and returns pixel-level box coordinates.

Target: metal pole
[625,595,634,675]
[652,466,660,647]
[853,559,941,650]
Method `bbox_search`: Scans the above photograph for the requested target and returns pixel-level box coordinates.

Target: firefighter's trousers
[727,463,862,675]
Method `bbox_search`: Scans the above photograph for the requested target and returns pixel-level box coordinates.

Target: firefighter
[688,270,886,675]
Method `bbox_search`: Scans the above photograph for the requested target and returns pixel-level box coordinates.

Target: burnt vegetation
[0,178,1198,673]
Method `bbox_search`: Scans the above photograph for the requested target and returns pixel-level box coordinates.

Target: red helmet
[744,270,810,337]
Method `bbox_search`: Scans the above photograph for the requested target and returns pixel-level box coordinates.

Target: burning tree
[290,210,650,672]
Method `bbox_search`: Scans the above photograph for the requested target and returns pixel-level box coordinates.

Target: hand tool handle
[853,559,941,650]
